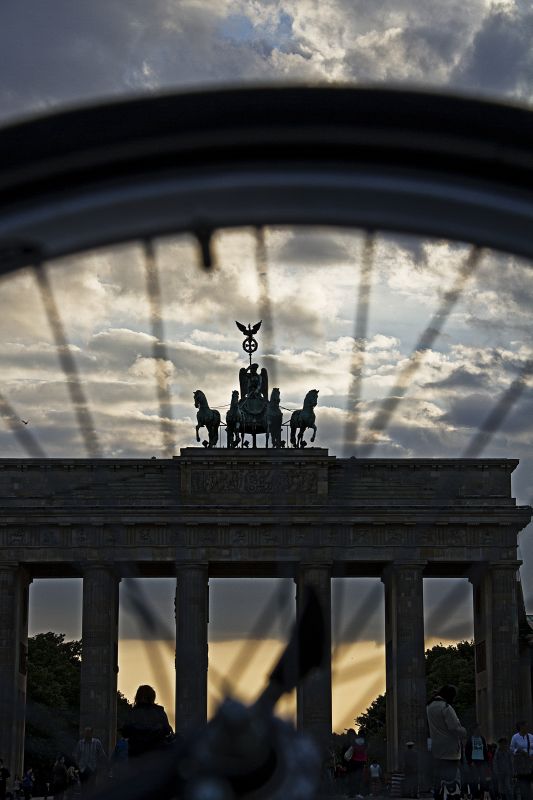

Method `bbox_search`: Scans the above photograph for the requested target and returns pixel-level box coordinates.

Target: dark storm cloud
[276,232,351,266]
[424,579,473,642]
[29,579,82,640]
[453,9,533,96]
[442,390,533,438]
[0,1,319,123]
[426,366,489,391]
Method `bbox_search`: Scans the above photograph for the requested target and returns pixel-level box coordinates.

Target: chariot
[194,320,318,449]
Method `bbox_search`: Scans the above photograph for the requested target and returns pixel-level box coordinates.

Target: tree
[353,641,476,738]
[355,692,386,739]
[25,632,132,779]
[425,640,476,723]
[25,633,82,776]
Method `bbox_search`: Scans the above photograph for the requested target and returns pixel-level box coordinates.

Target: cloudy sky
[2,0,533,730]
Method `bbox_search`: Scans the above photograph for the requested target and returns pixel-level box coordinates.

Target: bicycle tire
[1,87,533,271]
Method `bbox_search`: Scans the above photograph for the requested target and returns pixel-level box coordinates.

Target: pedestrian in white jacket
[427,684,467,796]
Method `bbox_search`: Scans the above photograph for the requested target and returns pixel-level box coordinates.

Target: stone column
[296,563,332,753]
[519,641,533,729]
[80,565,120,755]
[175,563,208,736]
[0,564,30,777]
[382,562,427,772]
[471,562,521,740]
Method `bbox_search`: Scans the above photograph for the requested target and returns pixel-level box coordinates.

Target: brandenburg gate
[0,449,531,774]
[0,321,531,775]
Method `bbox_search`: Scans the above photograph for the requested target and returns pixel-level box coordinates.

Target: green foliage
[351,641,475,739]
[425,640,476,720]
[355,692,386,738]
[25,632,132,780]
[27,632,81,710]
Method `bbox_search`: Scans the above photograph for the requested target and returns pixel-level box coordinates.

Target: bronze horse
[226,390,244,448]
[266,388,283,449]
[194,390,221,448]
[290,389,319,448]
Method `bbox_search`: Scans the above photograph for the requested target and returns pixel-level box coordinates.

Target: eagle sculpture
[236,320,262,336]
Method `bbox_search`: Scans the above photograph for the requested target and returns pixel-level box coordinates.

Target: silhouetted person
[493,737,513,800]
[343,730,368,797]
[426,684,466,797]
[110,735,128,783]
[52,756,68,800]
[404,741,419,797]
[511,721,533,800]
[369,759,382,796]
[121,684,173,759]
[21,768,34,800]
[0,759,10,800]
[465,723,489,799]
[74,727,106,794]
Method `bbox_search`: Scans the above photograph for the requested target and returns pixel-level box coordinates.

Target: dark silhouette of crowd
[1,683,174,799]
[5,681,533,799]
[326,684,533,800]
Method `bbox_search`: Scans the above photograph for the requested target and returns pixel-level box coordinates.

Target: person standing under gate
[426,684,466,798]
[510,721,533,800]
[493,737,514,800]
[344,732,368,798]
[404,741,419,798]
[0,759,10,800]
[74,727,107,794]
[121,684,173,759]
[465,723,489,799]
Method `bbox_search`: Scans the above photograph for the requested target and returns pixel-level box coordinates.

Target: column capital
[175,561,208,574]
[381,560,427,582]
[489,560,522,571]
[298,561,332,572]
[82,562,120,574]
[0,562,20,572]
[468,560,522,585]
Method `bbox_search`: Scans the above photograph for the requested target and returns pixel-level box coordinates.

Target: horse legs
[290,423,297,448]
[310,424,317,442]
[196,424,201,443]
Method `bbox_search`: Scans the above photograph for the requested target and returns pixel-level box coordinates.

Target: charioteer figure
[240,363,268,402]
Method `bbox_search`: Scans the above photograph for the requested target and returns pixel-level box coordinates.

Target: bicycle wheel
[2,87,533,800]
[1,87,533,269]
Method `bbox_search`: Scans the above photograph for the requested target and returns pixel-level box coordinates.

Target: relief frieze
[189,468,318,496]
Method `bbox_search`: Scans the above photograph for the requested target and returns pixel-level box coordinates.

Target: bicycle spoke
[331,575,347,670]
[462,357,533,457]
[0,390,47,457]
[121,577,174,707]
[223,579,293,693]
[34,265,102,457]
[331,582,382,664]
[255,227,277,387]
[424,580,469,635]
[333,653,383,686]
[143,240,175,457]
[359,245,482,456]
[343,231,375,456]
[343,674,384,727]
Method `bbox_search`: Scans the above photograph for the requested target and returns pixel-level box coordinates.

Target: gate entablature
[0,451,529,572]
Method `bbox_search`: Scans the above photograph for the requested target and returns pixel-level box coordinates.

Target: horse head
[193,389,206,408]
[270,387,280,405]
[305,389,319,407]
[230,389,239,406]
